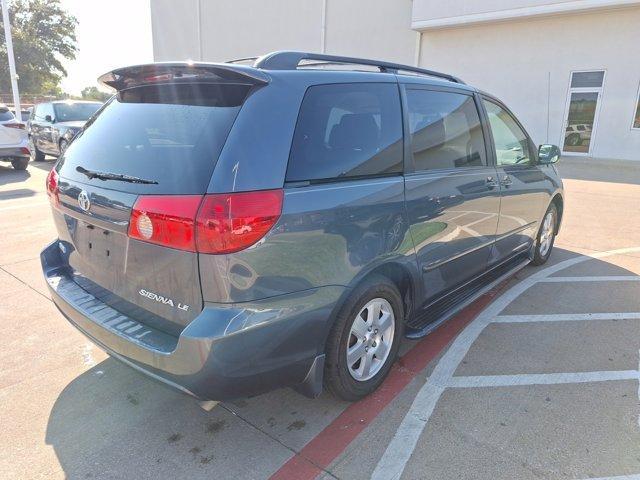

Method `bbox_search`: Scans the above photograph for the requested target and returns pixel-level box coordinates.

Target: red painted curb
[270,284,506,480]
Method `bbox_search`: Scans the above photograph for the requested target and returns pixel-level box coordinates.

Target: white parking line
[447,370,639,388]
[371,246,640,480]
[493,312,640,323]
[540,276,640,282]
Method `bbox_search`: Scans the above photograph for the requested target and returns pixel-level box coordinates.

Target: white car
[0,104,30,170]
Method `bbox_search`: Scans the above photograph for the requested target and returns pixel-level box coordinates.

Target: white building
[151,0,640,161]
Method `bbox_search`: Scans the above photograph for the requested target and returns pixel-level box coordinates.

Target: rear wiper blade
[76,166,158,185]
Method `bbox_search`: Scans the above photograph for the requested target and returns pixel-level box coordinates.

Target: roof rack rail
[253,51,465,84]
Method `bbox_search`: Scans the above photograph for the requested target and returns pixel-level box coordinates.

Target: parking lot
[1,157,639,480]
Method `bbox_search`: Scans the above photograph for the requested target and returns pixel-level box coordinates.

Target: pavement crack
[0,265,51,303]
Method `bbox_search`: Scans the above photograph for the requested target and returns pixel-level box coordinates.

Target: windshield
[56,82,251,194]
[53,102,102,122]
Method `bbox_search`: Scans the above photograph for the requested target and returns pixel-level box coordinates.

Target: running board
[405,255,530,339]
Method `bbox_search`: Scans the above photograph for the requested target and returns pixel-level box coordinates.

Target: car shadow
[0,164,31,186]
[44,248,640,479]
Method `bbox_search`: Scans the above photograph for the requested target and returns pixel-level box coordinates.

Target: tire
[532,203,558,266]
[11,157,29,170]
[29,137,45,162]
[324,274,404,401]
[59,139,68,155]
[567,133,581,146]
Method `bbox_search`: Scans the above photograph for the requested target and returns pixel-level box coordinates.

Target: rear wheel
[11,157,28,170]
[532,203,557,265]
[324,275,404,401]
[29,137,45,162]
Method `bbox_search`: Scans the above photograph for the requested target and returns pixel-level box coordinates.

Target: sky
[59,0,154,95]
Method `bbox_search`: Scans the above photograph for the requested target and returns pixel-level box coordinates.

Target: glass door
[562,71,605,155]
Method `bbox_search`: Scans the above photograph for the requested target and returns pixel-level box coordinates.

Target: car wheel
[567,133,581,146]
[59,139,68,154]
[324,275,404,401]
[29,137,45,161]
[11,157,29,170]
[532,203,558,266]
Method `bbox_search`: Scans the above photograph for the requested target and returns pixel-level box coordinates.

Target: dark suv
[28,100,103,161]
[41,52,563,401]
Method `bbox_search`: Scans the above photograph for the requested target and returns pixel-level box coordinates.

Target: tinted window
[287,83,403,182]
[57,83,250,194]
[0,107,15,121]
[53,102,102,122]
[483,99,532,166]
[406,89,486,171]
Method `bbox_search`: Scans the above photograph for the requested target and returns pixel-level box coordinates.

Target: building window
[633,83,640,130]
[562,70,605,155]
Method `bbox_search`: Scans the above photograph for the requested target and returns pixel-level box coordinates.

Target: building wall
[418,7,640,160]
[150,0,416,64]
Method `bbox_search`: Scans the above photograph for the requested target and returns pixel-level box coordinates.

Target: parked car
[11,107,32,122]
[28,100,102,161]
[41,52,563,402]
[564,123,592,146]
[0,104,29,170]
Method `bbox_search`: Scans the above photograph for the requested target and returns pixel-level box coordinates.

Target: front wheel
[29,137,45,162]
[532,203,558,265]
[324,275,404,401]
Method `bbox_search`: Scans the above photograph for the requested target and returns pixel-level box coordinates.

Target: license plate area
[74,220,127,272]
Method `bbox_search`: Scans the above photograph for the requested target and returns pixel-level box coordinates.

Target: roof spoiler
[98,62,270,91]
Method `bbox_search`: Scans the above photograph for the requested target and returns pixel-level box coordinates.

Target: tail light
[196,190,283,254]
[128,196,202,251]
[4,122,25,129]
[46,169,60,208]
[128,189,283,254]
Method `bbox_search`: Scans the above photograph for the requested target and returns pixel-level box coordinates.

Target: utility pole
[1,0,21,117]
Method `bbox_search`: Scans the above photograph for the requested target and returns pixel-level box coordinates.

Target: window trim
[480,95,537,168]
[631,79,640,131]
[401,84,492,175]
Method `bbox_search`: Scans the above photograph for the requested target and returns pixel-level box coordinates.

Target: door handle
[500,175,513,187]
[485,176,498,190]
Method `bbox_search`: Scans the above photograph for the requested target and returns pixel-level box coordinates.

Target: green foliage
[0,0,77,94]
[80,85,111,102]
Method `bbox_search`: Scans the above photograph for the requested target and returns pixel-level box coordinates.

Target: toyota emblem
[78,190,91,212]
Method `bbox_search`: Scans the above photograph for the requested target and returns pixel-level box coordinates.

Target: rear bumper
[41,240,344,400]
[0,146,29,159]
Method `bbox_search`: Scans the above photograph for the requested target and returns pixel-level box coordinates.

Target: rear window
[0,108,15,121]
[53,102,102,122]
[287,83,403,182]
[57,83,250,194]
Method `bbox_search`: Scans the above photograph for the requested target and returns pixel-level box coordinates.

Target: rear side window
[287,83,403,182]
[406,89,486,171]
[0,107,15,121]
[57,83,250,194]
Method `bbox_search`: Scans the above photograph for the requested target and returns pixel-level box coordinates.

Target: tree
[80,86,111,102]
[0,0,77,95]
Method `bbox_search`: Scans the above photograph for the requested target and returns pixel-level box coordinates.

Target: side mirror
[538,144,560,164]
[44,114,53,123]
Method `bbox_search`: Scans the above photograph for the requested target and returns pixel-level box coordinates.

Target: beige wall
[419,7,640,160]
[151,0,416,64]
[324,0,415,65]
